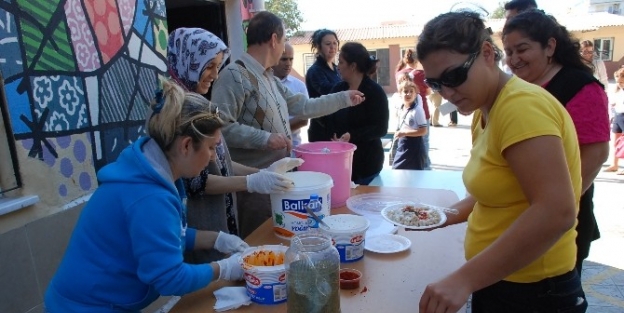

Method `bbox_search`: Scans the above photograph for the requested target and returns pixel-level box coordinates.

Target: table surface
[370,169,466,198]
[170,184,468,313]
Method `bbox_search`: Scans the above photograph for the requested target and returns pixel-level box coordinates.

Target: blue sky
[297,0,589,30]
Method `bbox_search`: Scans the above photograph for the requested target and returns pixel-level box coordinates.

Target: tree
[265,0,304,36]
[490,1,507,19]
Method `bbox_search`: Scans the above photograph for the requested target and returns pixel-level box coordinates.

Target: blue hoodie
[45,137,215,312]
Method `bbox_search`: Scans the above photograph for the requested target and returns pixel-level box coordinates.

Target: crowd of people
[42,0,620,312]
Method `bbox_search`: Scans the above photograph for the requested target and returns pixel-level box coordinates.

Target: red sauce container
[339,268,362,290]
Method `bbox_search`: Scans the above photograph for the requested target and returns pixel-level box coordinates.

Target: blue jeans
[472,270,587,313]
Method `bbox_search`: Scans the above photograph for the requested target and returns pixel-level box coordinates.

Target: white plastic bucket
[321,214,370,263]
[240,245,289,305]
[270,171,333,239]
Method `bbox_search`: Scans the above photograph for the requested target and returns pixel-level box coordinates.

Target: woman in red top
[503,9,610,276]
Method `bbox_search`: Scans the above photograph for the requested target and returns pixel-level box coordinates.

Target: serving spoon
[304,204,331,229]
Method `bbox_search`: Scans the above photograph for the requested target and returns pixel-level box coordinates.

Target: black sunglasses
[425,52,479,92]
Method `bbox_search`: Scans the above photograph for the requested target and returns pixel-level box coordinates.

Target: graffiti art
[0,0,168,197]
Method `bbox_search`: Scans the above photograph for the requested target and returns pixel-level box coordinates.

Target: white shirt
[279,75,309,147]
[609,88,624,114]
[593,59,609,88]
[399,95,427,131]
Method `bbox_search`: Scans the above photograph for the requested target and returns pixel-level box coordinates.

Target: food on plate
[385,204,442,227]
[243,249,285,266]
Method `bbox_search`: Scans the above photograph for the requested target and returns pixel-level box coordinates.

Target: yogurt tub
[240,245,288,305]
[321,214,370,263]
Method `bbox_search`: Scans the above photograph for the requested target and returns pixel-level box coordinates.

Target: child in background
[604,67,624,174]
[392,73,428,170]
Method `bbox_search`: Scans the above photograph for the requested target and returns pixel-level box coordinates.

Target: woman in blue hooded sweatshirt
[44,80,248,312]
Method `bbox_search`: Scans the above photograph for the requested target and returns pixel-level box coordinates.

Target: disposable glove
[216,252,244,281]
[267,157,304,174]
[247,170,294,194]
[215,231,249,254]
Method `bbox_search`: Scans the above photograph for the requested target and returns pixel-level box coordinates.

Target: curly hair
[503,9,593,75]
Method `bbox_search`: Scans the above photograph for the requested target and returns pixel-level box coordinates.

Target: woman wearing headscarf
[167,28,302,263]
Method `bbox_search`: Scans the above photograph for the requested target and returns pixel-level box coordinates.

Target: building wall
[291,25,624,93]
[576,26,624,76]
[0,0,169,234]
[0,1,243,312]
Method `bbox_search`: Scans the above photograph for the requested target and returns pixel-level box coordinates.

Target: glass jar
[285,231,340,313]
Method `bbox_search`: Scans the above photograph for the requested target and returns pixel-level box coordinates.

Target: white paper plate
[346,194,416,217]
[365,234,411,253]
[381,203,447,230]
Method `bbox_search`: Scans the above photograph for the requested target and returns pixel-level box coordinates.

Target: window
[371,49,390,87]
[0,70,22,194]
[303,53,316,74]
[594,38,613,61]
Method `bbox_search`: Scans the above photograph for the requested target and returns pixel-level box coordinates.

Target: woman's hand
[419,273,472,313]
[214,231,249,254]
[347,90,365,106]
[394,130,406,139]
[267,157,304,174]
[331,132,351,142]
[215,252,244,281]
[246,170,295,194]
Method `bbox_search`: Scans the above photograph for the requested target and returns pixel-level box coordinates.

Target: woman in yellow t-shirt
[416,11,587,313]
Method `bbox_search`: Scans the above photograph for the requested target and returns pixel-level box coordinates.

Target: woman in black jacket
[305,29,342,142]
[330,42,389,185]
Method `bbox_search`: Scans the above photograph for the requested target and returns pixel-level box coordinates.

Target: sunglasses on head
[425,52,479,92]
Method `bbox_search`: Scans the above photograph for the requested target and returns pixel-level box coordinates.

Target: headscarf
[167,28,229,93]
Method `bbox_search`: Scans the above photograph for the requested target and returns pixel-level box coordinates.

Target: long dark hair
[396,48,416,72]
[503,9,593,75]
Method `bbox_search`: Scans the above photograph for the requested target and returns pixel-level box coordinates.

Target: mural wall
[0,0,167,208]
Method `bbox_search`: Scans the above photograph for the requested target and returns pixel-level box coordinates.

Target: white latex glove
[267,157,304,174]
[215,231,249,254]
[247,170,294,194]
[216,252,244,281]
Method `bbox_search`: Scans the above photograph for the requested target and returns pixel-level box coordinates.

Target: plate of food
[365,234,411,254]
[346,194,416,217]
[381,203,447,230]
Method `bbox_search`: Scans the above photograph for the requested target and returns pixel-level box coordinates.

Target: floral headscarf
[167,28,229,93]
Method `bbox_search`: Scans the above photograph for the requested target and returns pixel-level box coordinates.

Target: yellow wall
[291,37,417,78]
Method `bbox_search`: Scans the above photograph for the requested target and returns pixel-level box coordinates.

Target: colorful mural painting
[0,0,168,199]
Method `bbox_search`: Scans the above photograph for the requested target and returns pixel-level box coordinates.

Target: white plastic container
[240,245,289,305]
[270,171,333,239]
[321,214,370,263]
